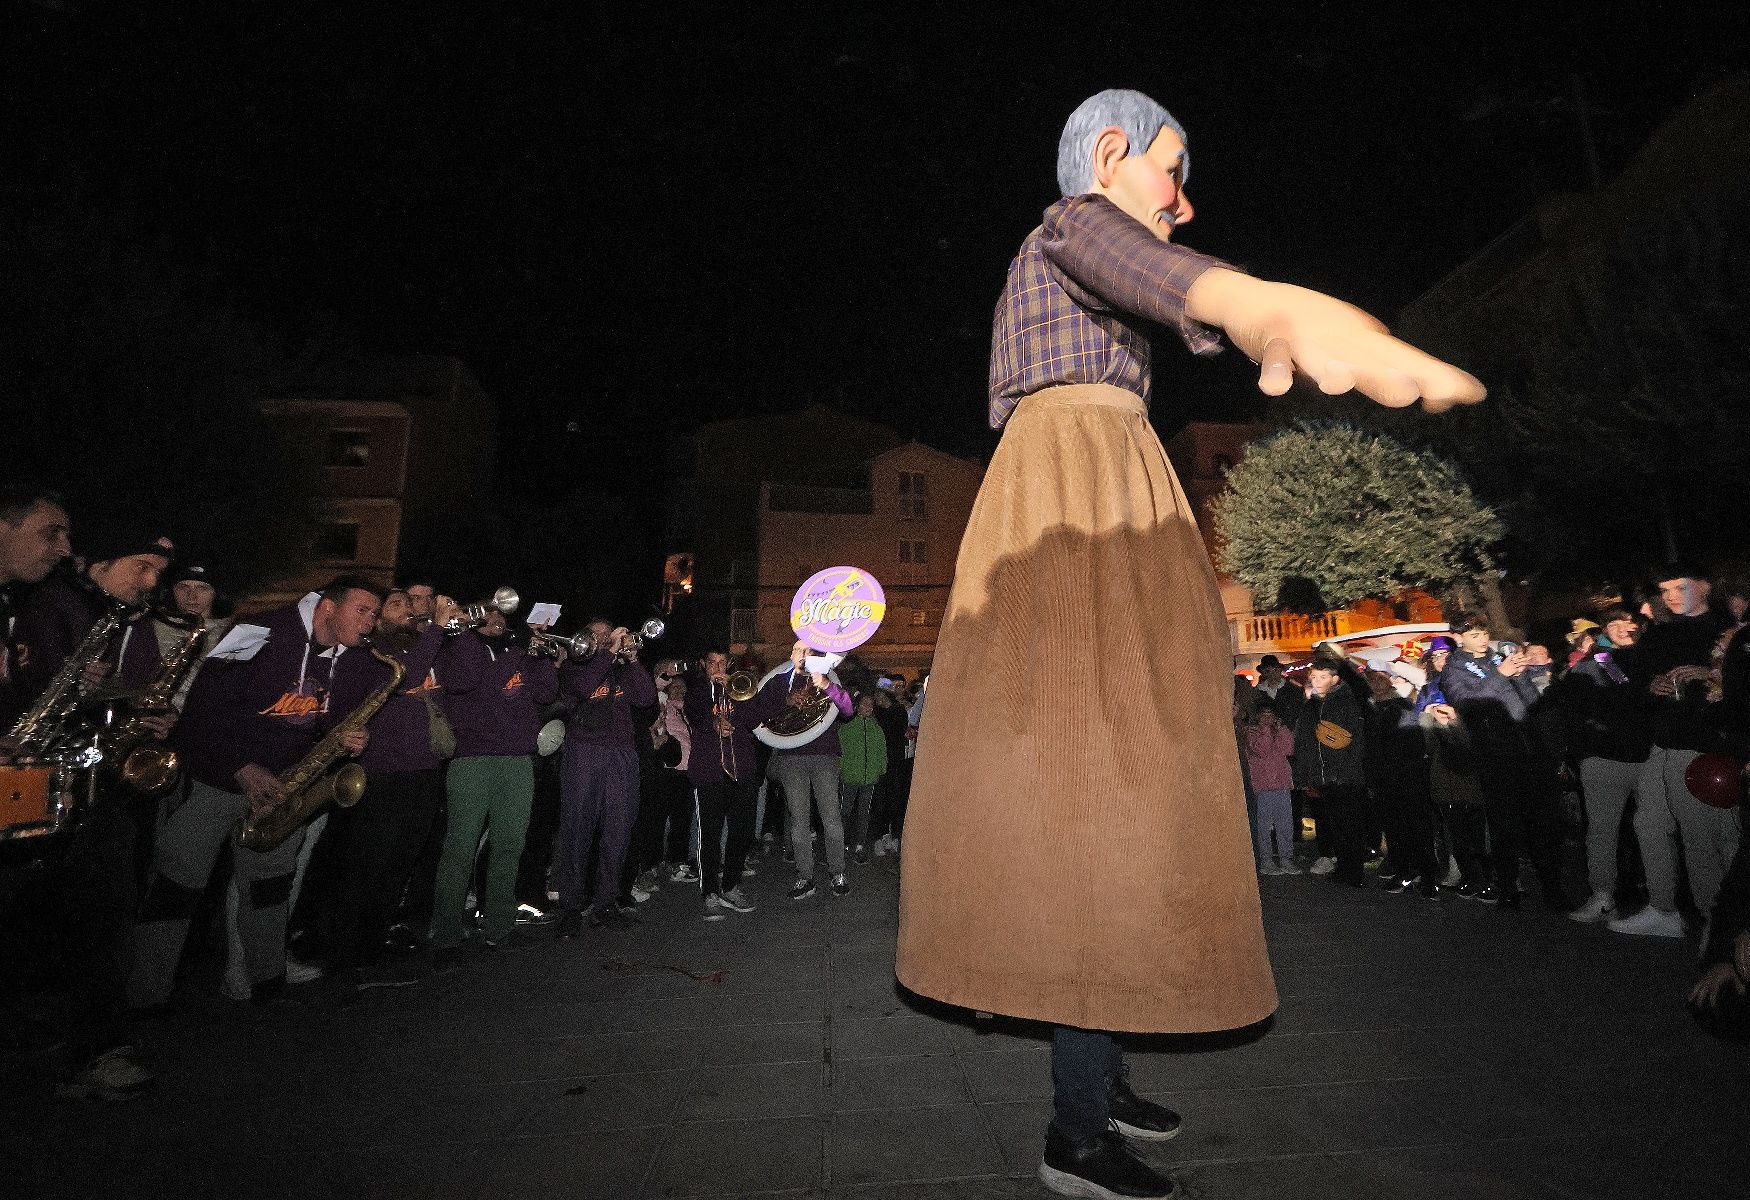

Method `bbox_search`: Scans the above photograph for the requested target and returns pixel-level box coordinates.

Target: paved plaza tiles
[8,849,1748,1199]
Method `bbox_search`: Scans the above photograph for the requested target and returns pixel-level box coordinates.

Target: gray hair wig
[1056,89,1188,197]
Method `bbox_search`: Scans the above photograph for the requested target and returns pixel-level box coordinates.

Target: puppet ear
[1090,125,1131,188]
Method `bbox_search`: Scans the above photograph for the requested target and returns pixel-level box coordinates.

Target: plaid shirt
[989,194,1229,429]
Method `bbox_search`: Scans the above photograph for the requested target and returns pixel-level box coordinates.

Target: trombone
[446,586,519,630]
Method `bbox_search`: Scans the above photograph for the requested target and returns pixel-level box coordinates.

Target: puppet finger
[1256,337,1294,396]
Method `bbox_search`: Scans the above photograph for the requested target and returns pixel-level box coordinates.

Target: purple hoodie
[12,575,163,699]
[354,626,449,774]
[440,633,559,758]
[768,667,854,760]
[682,670,793,786]
[558,652,656,747]
[173,595,372,791]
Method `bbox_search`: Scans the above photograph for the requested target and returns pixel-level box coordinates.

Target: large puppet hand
[1186,269,1486,412]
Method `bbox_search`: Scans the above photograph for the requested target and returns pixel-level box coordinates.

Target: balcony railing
[1230,611,1353,655]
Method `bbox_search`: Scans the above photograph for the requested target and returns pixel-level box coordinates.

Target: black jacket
[1292,686,1366,789]
[1556,652,1653,763]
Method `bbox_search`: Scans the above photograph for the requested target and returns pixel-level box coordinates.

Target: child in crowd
[1243,705,1300,874]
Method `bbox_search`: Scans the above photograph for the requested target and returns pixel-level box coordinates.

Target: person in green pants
[429,611,561,965]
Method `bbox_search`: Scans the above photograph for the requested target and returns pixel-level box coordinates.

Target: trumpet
[527,628,596,660]
[447,586,519,630]
[618,618,666,657]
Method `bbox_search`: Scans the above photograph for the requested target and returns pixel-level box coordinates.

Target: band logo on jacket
[258,680,329,724]
[503,671,525,698]
[403,671,440,697]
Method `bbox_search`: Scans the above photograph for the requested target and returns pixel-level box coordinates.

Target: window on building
[325,429,372,468]
[899,539,927,565]
[315,521,361,561]
[730,608,757,646]
[898,470,928,520]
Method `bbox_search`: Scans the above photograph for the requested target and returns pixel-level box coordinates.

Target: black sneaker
[789,878,816,901]
[1477,886,1522,909]
[1039,1126,1174,1199]
[1380,874,1421,894]
[852,844,869,865]
[830,874,850,897]
[1108,1075,1182,1141]
[588,904,639,929]
[1454,880,1486,901]
[555,909,584,939]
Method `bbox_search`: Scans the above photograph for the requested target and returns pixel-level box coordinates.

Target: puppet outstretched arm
[1042,194,1485,412]
[1187,269,1485,411]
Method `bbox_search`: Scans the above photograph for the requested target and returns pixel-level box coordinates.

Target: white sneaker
[284,956,323,985]
[718,887,756,913]
[671,863,700,883]
[1308,857,1336,876]
[1568,892,1616,924]
[1275,858,1304,875]
[629,885,654,904]
[1258,862,1282,876]
[702,893,727,922]
[1607,906,1685,938]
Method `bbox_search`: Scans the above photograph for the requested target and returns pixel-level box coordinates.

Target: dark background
[5,1,1746,595]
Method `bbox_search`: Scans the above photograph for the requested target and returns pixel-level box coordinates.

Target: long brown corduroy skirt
[896,383,1277,1034]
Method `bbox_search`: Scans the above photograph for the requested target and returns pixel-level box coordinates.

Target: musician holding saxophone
[131,575,383,1009]
[681,648,793,917]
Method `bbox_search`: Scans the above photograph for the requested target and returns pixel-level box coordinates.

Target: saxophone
[2,606,129,758]
[99,615,206,796]
[236,644,403,851]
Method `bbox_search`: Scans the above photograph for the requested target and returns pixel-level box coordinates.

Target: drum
[0,758,75,840]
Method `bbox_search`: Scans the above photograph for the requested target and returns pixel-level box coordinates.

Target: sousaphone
[753,664,844,749]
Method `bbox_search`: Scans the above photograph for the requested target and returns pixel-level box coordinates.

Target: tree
[1212,423,1504,615]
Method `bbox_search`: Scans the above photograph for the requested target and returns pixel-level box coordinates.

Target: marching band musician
[324,587,461,988]
[428,606,560,966]
[769,640,854,901]
[0,485,73,728]
[6,519,174,1099]
[130,575,383,1009]
[681,648,793,917]
[12,525,176,702]
[553,618,656,936]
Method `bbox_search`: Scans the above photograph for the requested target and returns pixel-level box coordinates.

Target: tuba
[100,614,206,796]
[753,663,842,750]
[236,645,404,852]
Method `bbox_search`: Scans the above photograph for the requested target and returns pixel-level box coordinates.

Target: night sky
[8,2,1745,502]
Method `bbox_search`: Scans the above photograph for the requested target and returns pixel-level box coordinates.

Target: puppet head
[1057,89,1193,238]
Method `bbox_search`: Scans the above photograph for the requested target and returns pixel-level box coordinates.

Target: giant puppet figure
[895,90,1484,1199]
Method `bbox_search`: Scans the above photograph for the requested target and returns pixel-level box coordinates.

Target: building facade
[749,442,983,675]
[253,356,497,604]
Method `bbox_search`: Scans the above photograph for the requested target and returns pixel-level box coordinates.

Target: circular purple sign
[790,566,887,654]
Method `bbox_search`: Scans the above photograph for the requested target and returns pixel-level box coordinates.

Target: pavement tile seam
[1157,1128,1620,1169]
